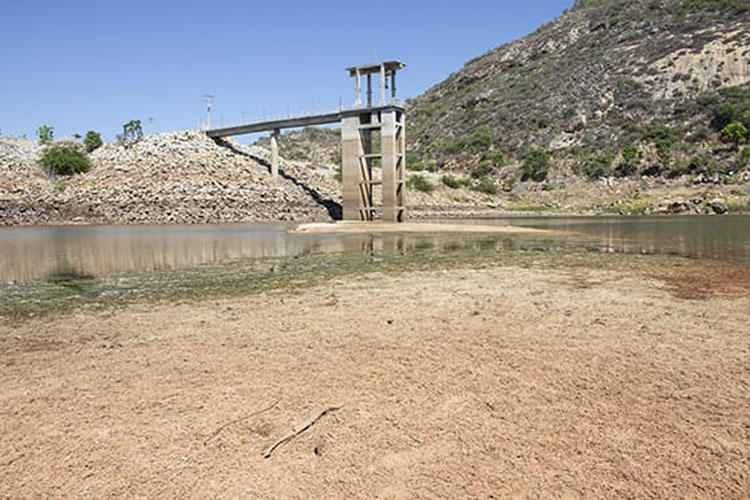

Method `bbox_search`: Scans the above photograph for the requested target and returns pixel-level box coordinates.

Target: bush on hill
[39,142,91,176]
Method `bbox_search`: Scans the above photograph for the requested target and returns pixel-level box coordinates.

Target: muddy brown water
[0,215,748,285]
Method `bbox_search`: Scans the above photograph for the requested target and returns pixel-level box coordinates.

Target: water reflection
[0,216,748,284]
[460,216,750,263]
[0,224,502,284]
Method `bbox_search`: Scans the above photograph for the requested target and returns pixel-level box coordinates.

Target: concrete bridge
[205,62,407,222]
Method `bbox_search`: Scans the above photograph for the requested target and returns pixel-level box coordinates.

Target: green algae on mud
[0,241,706,321]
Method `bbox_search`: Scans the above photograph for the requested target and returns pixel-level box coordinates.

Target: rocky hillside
[406,0,750,183]
[255,127,341,166]
[0,132,341,225]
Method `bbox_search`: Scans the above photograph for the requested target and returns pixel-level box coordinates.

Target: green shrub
[741,110,750,130]
[737,147,750,168]
[712,103,736,131]
[472,176,498,195]
[83,131,103,152]
[40,142,91,176]
[688,125,711,143]
[643,122,674,170]
[688,155,708,174]
[522,150,551,182]
[406,151,420,165]
[721,121,748,150]
[471,126,491,150]
[470,162,493,179]
[407,174,435,193]
[407,162,425,172]
[667,160,688,178]
[489,151,505,167]
[644,122,673,142]
[615,145,641,177]
[697,93,720,108]
[441,175,469,189]
[437,137,466,156]
[36,125,54,145]
[578,151,614,179]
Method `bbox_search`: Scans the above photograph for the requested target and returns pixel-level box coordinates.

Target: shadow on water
[45,264,97,294]
[213,138,342,220]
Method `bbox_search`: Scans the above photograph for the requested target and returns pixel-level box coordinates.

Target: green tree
[122,120,143,144]
[83,131,103,152]
[39,142,91,176]
[721,121,748,150]
[36,125,54,145]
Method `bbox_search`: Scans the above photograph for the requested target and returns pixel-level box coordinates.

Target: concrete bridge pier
[270,128,280,179]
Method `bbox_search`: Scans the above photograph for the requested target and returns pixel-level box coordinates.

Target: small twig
[263,404,343,459]
[204,399,280,445]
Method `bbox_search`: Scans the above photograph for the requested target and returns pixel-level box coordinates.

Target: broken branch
[263,404,343,459]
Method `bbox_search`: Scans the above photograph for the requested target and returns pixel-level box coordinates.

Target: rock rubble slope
[0,132,341,225]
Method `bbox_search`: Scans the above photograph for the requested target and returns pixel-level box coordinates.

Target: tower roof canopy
[347,61,406,77]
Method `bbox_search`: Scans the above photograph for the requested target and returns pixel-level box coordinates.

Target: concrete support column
[379,64,386,106]
[391,73,397,104]
[270,128,280,179]
[342,114,365,221]
[381,109,405,222]
[355,69,362,108]
[367,74,372,108]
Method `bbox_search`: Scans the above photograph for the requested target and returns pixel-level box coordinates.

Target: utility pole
[203,94,214,130]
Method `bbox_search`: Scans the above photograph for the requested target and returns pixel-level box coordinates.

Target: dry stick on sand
[263,405,344,459]
[204,399,280,445]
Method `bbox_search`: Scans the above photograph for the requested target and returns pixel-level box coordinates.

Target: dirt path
[1,263,749,497]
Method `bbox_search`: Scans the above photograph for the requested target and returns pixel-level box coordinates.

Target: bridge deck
[204,105,404,138]
[205,112,342,138]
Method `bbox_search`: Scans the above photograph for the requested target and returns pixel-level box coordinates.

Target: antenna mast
[203,94,214,130]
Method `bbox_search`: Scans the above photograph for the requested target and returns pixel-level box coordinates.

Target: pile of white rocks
[0,131,342,225]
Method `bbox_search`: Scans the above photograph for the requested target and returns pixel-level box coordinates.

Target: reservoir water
[0,215,748,285]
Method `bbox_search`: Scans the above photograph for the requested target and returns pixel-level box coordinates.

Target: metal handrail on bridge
[204,100,404,138]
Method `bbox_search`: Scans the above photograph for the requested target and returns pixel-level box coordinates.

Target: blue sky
[0,0,573,141]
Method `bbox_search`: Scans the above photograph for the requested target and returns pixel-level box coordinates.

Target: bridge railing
[199,99,405,134]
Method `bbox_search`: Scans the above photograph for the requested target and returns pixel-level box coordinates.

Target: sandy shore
[290,221,547,234]
[1,260,749,497]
